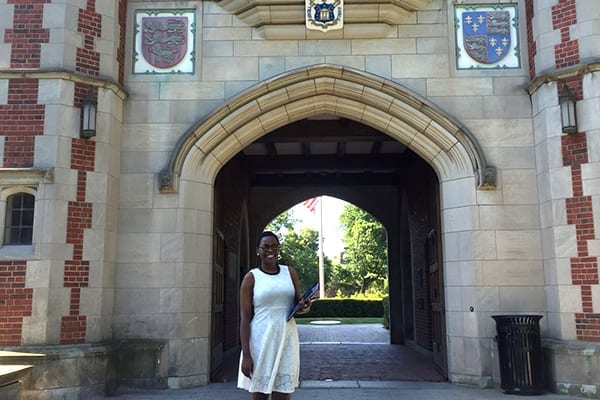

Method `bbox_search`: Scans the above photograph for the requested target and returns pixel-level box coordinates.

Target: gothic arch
[159,64,495,193]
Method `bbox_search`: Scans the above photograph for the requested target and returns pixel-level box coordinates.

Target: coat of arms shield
[306,0,343,32]
[462,11,511,64]
[141,17,188,69]
[134,9,195,74]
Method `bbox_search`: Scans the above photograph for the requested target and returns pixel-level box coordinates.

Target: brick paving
[298,323,445,381]
[298,322,389,344]
[216,323,445,382]
[99,325,576,399]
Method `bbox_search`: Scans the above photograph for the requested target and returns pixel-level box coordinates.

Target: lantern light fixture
[80,88,97,139]
[559,83,577,134]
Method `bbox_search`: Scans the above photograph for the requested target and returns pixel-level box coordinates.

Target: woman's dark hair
[257,231,279,246]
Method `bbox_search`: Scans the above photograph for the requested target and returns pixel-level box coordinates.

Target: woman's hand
[241,354,254,378]
[297,298,312,314]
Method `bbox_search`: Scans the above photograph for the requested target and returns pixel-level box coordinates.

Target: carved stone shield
[141,17,188,69]
[306,0,343,32]
[462,11,511,64]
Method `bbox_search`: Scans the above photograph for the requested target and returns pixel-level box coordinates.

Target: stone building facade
[0,0,599,398]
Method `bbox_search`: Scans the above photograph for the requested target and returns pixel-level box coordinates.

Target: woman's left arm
[289,266,311,313]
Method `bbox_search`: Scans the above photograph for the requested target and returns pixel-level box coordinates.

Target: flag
[302,197,319,213]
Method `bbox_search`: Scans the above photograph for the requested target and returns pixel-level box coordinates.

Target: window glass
[4,193,35,245]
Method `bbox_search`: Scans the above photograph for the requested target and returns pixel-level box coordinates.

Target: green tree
[279,228,320,287]
[333,205,388,296]
[265,209,298,234]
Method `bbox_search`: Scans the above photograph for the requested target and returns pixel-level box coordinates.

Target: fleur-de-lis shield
[462,11,511,64]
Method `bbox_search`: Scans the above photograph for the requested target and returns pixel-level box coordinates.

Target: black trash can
[492,315,545,395]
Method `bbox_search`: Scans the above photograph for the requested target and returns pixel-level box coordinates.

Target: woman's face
[257,236,279,265]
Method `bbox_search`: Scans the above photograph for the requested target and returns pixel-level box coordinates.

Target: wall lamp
[80,88,97,139]
[559,83,577,134]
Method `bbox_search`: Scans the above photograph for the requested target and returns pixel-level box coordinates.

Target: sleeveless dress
[237,265,300,394]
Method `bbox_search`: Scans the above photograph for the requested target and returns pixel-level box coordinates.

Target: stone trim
[525,62,600,96]
[217,0,430,38]
[543,338,600,398]
[0,70,127,101]
[159,64,495,193]
[0,168,52,185]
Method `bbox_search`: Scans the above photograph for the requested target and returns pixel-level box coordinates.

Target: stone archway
[165,64,495,385]
[160,64,495,193]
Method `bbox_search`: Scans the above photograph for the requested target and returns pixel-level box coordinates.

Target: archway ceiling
[217,0,433,38]
[238,116,419,186]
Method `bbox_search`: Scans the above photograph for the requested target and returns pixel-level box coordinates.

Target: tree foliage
[265,210,332,289]
[264,204,389,297]
[332,205,388,296]
[266,209,298,234]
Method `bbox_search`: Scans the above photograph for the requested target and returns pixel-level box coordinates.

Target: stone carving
[134,10,195,74]
[455,4,520,69]
[159,170,175,193]
[305,0,343,32]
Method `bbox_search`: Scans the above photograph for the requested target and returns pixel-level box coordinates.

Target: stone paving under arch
[297,323,445,382]
[215,323,445,383]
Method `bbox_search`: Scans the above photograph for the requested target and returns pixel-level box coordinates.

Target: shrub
[306,298,383,318]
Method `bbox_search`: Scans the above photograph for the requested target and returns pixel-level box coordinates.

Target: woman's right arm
[239,271,254,378]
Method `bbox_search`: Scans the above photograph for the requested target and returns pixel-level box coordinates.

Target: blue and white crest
[463,11,510,64]
[455,4,520,69]
[306,0,343,32]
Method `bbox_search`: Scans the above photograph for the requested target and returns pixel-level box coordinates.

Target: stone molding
[0,70,128,101]
[0,168,53,186]
[525,61,600,95]
[217,0,432,38]
[159,64,495,193]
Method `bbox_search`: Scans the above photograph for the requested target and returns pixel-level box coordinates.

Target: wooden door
[426,228,447,375]
[210,231,225,379]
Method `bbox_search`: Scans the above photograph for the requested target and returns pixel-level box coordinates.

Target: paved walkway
[93,323,575,399]
[96,381,575,399]
[298,323,444,381]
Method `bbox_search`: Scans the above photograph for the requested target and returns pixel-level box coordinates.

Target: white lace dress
[237,265,300,394]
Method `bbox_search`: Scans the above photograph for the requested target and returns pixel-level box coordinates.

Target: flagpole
[318,196,325,299]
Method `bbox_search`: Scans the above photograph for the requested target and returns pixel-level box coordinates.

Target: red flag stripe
[302,197,318,213]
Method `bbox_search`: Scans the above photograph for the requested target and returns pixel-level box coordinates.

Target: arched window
[4,193,34,245]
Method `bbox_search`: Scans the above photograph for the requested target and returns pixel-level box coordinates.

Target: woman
[237,231,310,400]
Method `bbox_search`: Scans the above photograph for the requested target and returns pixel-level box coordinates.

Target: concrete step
[0,350,45,365]
[0,364,33,400]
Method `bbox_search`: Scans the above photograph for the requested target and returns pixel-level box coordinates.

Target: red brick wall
[0,262,33,346]
[5,0,51,69]
[76,0,101,77]
[1,0,51,167]
[117,0,127,85]
[552,0,580,68]
[550,0,598,341]
[560,76,600,341]
[0,0,51,345]
[0,79,45,167]
[524,0,537,79]
[60,83,96,344]
[59,0,101,344]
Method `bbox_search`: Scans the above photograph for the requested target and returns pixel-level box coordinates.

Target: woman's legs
[252,393,269,400]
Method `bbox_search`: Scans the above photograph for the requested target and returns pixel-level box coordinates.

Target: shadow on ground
[214,323,445,383]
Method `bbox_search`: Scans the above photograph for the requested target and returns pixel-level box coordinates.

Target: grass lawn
[294,317,384,325]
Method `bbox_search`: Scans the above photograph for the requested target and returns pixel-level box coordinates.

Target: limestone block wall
[115,0,552,387]
[527,0,600,344]
[0,0,126,347]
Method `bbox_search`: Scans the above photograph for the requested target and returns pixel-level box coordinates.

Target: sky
[290,196,349,258]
